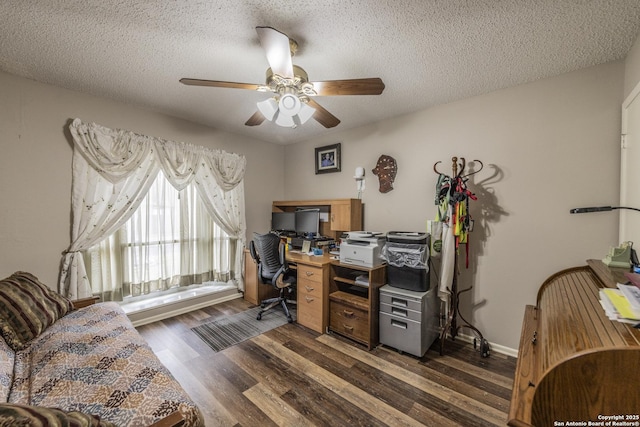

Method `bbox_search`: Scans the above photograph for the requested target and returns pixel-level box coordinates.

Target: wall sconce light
[354,166,365,199]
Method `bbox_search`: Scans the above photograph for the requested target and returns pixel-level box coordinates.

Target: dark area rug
[191,306,294,352]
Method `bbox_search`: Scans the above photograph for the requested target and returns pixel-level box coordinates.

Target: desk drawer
[297,291,323,332]
[379,312,430,357]
[298,278,323,298]
[330,300,368,343]
[380,292,423,312]
[297,264,323,285]
[380,302,422,322]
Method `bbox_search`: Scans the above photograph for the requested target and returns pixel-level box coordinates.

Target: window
[84,171,232,301]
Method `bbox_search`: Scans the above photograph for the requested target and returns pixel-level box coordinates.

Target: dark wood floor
[136,298,516,426]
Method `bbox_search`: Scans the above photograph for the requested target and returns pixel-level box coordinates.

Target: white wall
[624,33,640,100]
[619,34,640,257]
[284,61,624,351]
[0,71,285,288]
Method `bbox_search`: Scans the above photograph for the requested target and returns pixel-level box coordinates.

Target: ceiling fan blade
[245,110,266,126]
[256,26,294,78]
[310,78,385,96]
[180,78,261,91]
[307,99,340,128]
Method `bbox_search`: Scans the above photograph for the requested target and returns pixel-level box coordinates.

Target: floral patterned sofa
[0,272,204,427]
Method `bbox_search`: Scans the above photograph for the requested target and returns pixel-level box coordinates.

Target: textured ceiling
[1,1,640,145]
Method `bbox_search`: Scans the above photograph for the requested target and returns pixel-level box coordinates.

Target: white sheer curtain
[86,171,232,301]
[60,118,246,299]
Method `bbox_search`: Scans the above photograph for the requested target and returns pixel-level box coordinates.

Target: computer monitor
[295,209,320,237]
[271,212,295,232]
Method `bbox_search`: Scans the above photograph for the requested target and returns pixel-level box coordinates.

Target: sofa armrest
[71,296,100,309]
[149,411,185,427]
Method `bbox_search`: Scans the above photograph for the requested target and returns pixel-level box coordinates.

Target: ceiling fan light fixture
[275,112,296,127]
[180,27,385,130]
[278,93,301,117]
[297,102,315,124]
[256,98,279,121]
[257,93,315,128]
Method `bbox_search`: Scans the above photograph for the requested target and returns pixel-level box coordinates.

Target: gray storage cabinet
[379,284,439,357]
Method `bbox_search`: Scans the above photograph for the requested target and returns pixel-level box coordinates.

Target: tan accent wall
[284,61,624,351]
[0,57,629,351]
[0,71,284,289]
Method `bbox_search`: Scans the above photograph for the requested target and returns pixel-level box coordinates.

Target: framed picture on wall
[315,143,341,174]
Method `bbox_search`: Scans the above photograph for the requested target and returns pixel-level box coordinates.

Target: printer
[339,231,386,267]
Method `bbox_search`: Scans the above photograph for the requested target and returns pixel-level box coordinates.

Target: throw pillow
[0,272,73,351]
[0,403,116,427]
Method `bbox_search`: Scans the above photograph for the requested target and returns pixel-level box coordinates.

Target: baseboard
[129,290,243,327]
[445,331,518,358]
[127,291,519,358]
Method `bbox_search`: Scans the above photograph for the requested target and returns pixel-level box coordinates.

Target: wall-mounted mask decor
[372,155,397,193]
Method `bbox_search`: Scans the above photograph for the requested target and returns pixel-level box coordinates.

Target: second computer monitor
[295,209,320,237]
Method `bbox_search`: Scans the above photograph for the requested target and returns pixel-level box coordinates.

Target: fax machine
[339,231,385,267]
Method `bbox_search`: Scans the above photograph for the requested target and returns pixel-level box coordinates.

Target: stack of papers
[355,275,369,287]
[599,282,640,324]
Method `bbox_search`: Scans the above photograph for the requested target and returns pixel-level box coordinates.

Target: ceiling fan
[180,26,385,129]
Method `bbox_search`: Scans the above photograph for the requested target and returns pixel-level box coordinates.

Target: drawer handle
[343,310,354,317]
[305,296,315,303]
[391,307,408,317]
[305,271,314,277]
[531,331,537,345]
[391,319,407,329]
[391,297,408,308]
[305,285,315,292]
[343,324,353,332]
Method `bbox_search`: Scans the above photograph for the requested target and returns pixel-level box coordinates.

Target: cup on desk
[312,247,323,256]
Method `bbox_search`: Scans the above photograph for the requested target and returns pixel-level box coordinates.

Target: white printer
[339,231,386,267]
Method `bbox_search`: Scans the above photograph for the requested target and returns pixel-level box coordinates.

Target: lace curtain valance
[69,118,245,190]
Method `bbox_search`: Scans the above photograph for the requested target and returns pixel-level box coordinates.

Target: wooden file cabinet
[296,263,327,333]
[328,262,386,349]
[287,252,331,334]
[330,292,370,343]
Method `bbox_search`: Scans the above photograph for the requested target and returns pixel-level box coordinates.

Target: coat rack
[433,156,489,358]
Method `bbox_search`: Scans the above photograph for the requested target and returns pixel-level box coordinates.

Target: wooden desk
[508,260,640,426]
[287,251,386,350]
[272,199,362,241]
[286,251,332,333]
[243,249,279,305]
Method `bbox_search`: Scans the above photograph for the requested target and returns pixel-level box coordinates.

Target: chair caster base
[257,313,262,321]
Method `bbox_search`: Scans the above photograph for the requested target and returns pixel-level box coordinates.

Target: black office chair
[249,232,296,323]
